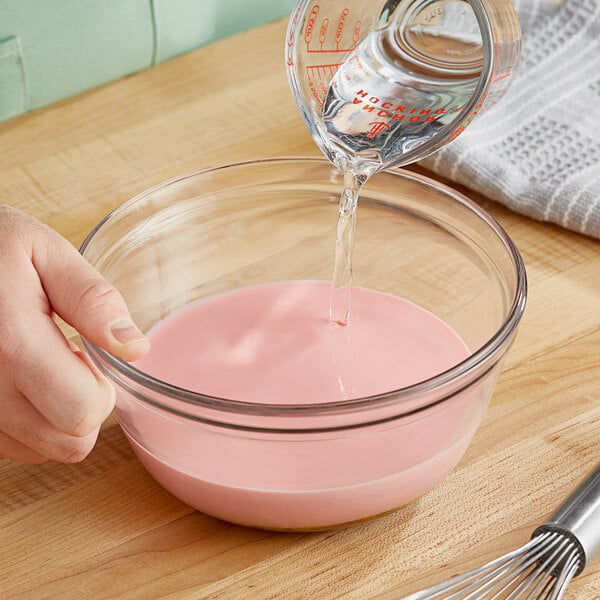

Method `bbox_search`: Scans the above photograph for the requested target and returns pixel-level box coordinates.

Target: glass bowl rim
[80,156,527,419]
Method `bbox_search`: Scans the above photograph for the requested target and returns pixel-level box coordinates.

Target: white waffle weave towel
[421,0,600,239]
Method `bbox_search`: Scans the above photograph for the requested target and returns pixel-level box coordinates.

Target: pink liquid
[122,281,482,530]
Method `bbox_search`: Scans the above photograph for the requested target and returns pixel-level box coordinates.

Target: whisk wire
[474,550,543,599]
[407,536,548,599]
[547,554,580,600]
[488,534,561,599]
[402,540,533,599]
[505,560,554,600]
[451,553,529,600]
[401,531,582,599]
[504,533,575,599]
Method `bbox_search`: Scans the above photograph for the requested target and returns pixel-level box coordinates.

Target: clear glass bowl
[81,157,526,531]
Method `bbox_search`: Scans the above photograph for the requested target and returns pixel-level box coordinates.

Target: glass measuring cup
[286,0,521,174]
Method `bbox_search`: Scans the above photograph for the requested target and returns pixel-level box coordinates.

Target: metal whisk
[400,463,600,600]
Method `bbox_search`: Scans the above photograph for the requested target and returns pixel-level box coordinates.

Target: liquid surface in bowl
[135,280,469,402]
[126,280,476,529]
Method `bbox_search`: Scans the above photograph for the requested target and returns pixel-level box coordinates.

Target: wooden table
[1,18,599,600]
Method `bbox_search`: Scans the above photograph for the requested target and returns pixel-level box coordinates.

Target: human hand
[0,204,150,463]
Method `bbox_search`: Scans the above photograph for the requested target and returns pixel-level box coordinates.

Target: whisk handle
[533,463,600,576]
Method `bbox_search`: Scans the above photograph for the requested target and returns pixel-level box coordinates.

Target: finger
[0,387,100,463]
[0,431,49,464]
[32,226,150,362]
[8,313,116,437]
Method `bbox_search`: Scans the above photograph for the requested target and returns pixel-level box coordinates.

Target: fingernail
[110,319,148,346]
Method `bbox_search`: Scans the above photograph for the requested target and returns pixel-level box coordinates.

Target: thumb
[34,225,151,362]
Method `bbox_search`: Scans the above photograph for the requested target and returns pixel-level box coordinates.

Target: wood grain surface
[1,17,599,600]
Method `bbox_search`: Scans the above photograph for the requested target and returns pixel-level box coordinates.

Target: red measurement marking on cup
[306,63,342,105]
[307,64,341,79]
[286,2,304,65]
[352,20,362,44]
[319,18,329,47]
[304,4,320,44]
[304,4,360,53]
[367,122,391,138]
[335,8,349,46]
